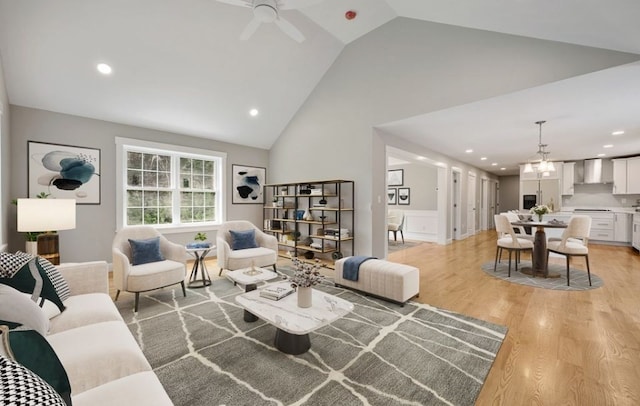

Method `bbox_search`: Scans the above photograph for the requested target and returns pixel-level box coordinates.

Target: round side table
[186,245,215,288]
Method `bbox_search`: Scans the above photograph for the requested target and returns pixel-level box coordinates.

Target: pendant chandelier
[523,120,555,176]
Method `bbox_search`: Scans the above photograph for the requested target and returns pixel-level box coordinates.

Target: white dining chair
[546,215,592,286]
[494,214,534,277]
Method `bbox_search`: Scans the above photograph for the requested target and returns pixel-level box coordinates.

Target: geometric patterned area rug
[481,260,603,291]
[116,268,507,406]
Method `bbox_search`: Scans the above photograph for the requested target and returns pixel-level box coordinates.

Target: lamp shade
[17,199,76,232]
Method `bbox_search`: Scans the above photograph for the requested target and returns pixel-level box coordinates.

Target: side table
[186,245,215,288]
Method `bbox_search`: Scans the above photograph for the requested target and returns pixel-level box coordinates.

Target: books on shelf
[259,283,295,301]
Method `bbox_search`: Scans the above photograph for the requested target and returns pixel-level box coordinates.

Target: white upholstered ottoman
[334,257,420,305]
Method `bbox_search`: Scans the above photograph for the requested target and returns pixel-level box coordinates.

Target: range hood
[575,158,613,184]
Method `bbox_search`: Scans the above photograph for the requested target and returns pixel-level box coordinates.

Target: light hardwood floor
[388,231,640,406]
[112,231,640,405]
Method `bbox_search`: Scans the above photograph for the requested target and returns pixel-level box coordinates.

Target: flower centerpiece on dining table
[290,256,323,308]
[530,204,551,222]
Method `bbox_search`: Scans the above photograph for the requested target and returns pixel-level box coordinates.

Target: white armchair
[217,220,278,276]
[112,226,187,312]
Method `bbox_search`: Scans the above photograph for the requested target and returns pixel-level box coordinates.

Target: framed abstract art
[232,164,266,204]
[28,141,101,204]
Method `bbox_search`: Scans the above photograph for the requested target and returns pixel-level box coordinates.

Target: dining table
[511,219,568,278]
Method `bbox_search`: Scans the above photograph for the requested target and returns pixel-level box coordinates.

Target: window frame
[115,137,226,233]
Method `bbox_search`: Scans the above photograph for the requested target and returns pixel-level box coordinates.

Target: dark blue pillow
[229,229,258,250]
[128,237,165,265]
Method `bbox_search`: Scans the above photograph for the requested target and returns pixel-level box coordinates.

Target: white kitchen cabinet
[562,162,575,195]
[613,159,627,194]
[614,213,631,243]
[627,158,640,194]
[587,212,615,242]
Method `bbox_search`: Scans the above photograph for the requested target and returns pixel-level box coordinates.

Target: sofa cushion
[128,237,164,265]
[230,229,258,250]
[49,293,123,335]
[72,371,173,406]
[0,284,49,335]
[127,259,186,292]
[47,321,152,394]
[3,328,71,404]
[0,354,66,406]
[0,253,66,312]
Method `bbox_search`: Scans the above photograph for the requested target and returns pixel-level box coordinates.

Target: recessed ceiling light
[597,153,606,157]
[612,130,625,135]
[96,63,112,75]
[603,144,613,148]
[480,157,487,161]
[491,162,498,166]
[465,149,473,153]
[416,156,426,160]
[249,108,259,117]
[500,167,506,170]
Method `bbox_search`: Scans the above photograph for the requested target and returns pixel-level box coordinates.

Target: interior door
[467,173,476,236]
[481,179,489,230]
[452,170,461,240]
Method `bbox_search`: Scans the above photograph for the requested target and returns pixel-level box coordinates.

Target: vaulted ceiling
[1,0,639,175]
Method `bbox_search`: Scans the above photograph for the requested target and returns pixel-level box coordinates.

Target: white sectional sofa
[4,261,173,405]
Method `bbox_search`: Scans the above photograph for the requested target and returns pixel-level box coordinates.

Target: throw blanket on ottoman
[342,256,376,281]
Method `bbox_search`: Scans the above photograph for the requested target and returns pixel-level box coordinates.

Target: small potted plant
[530,204,551,222]
[188,232,210,249]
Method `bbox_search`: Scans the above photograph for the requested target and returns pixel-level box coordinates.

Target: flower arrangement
[194,232,207,242]
[530,204,551,221]
[290,257,323,288]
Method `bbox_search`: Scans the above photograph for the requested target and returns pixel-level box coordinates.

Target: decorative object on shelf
[304,251,315,259]
[332,251,344,260]
[303,209,313,221]
[28,141,101,204]
[387,188,397,205]
[232,164,266,204]
[301,236,313,246]
[319,198,327,206]
[530,204,551,222]
[387,169,404,186]
[523,120,556,176]
[295,210,305,220]
[290,257,323,308]
[398,187,410,205]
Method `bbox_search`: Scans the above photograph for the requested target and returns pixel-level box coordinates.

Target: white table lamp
[17,198,76,264]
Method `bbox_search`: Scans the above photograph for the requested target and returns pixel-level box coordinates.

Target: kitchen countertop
[561,207,639,214]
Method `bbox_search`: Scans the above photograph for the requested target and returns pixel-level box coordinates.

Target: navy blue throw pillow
[128,237,165,265]
[229,229,258,250]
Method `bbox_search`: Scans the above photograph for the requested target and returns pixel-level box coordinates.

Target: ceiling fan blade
[275,17,305,43]
[278,0,324,10]
[240,17,262,40]
[216,0,252,7]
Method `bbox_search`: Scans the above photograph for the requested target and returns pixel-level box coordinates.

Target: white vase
[297,286,312,308]
[25,241,38,256]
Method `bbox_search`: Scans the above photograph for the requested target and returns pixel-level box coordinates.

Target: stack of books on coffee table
[259,283,295,301]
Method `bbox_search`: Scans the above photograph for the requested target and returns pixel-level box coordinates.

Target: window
[116,137,226,231]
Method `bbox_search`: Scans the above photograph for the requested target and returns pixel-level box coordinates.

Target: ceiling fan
[217,0,322,43]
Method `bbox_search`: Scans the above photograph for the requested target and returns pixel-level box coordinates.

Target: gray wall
[0,57,9,247]
[269,17,637,257]
[8,106,268,262]
[388,163,437,210]
[498,175,520,212]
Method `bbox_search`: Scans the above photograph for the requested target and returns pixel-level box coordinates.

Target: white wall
[0,56,9,247]
[269,17,636,257]
[8,106,269,262]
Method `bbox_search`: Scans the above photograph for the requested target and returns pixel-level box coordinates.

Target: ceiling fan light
[254,4,277,23]
[523,163,533,173]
